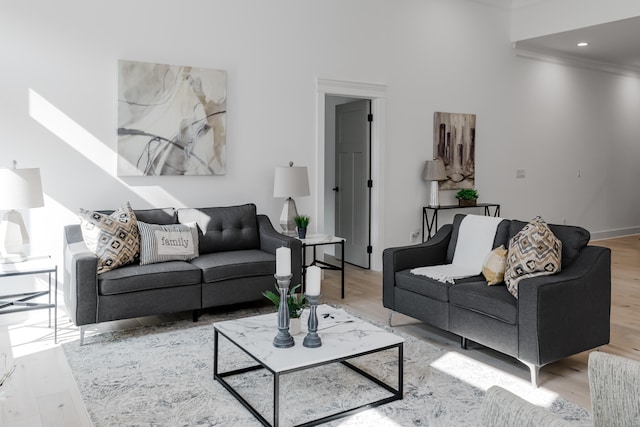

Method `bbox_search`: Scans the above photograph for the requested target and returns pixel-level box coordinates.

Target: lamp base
[279,197,298,236]
[0,253,27,264]
[0,210,30,263]
[428,181,441,208]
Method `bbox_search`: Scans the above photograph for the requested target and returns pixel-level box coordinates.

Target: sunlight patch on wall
[28,89,184,208]
[430,351,559,408]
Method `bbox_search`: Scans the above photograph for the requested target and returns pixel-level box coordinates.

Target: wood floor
[1,234,639,425]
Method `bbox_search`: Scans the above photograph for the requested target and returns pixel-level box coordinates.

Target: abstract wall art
[117,60,227,176]
[433,111,476,190]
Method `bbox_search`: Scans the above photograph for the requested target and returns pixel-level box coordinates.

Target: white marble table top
[297,234,345,245]
[214,305,403,373]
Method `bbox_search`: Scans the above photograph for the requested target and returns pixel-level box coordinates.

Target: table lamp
[273,161,310,236]
[0,163,44,263]
[422,158,447,208]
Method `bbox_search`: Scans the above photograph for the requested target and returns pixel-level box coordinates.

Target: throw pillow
[78,202,140,274]
[138,221,199,265]
[504,216,562,298]
[482,245,508,285]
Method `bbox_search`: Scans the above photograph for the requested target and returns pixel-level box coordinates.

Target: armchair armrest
[257,215,302,287]
[63,224,99,327]
[517,245,611,366]
[382,224,453,308]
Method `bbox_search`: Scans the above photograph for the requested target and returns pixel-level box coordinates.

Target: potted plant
[294,215,310,239]
[455,189,479,207]
[263,283,308,334]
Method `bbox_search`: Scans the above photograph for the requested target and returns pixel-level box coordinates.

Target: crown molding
[514,45,640,79]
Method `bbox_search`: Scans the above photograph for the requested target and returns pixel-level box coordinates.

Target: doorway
[325,97,371,268]
[316,78,386,272]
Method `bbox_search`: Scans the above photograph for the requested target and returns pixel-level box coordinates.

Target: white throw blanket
[411,214,504,284]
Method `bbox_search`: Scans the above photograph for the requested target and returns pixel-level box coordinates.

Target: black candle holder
[303,294,322,348]
[273,274,295,348]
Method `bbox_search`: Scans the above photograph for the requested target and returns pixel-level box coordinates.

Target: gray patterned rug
[62,305,591,426]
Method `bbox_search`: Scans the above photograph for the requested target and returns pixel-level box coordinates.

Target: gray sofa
[63,203,301,344]
[383,214,611,386]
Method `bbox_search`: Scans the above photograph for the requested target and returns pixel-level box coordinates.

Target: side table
[298,234,346,299]
[0,256,58,343]
[423,203,501,241]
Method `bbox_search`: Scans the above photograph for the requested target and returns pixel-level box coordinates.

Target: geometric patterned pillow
[504,216,562,298]
[78,202,140,274]
[482,245,508,286]
[137,221,199,265]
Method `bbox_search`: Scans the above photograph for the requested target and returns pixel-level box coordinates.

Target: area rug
[62,306,591,426]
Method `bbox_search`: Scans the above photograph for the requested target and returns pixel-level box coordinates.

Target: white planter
[289,317,301,335]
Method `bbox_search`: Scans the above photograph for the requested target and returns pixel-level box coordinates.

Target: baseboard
[590,227,640,241]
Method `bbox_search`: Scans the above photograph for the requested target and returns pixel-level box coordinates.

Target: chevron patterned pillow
[79,202,140,274]
[505,216,562,298]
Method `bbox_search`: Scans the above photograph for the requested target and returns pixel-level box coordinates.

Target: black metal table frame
[422,203,501,241]
[214,328,403,427]
[301,239,345,299]
[0,259,58,343]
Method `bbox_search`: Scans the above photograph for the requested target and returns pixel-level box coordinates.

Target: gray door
[334,99,371,268]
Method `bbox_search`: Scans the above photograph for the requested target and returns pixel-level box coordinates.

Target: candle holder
[273,274,295,348]
[303,294,322,348]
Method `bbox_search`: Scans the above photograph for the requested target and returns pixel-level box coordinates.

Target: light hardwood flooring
[1,235,639,425]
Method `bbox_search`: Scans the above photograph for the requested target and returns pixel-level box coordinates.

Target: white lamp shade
[0,168,44,210]
[273,165,310,198]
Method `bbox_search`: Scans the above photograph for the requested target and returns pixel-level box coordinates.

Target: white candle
[305,266,322,296]
[276,247,291,277]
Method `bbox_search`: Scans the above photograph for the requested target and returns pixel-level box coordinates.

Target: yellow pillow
[482,245,508,285]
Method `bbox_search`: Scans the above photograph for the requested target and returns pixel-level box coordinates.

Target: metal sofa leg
[522,361,540,388]
[193,309,200,322]
[80,325,86,346]
[461,337,467,349]
[388,310,393,327]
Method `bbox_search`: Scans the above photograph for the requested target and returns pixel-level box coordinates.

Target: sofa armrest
[382,224,453,309]
[517,245,611,366]
[63,224,99,327]
[257,215,302,287]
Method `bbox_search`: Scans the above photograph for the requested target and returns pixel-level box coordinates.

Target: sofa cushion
[449,282,518,324]
[177,204,260,254]
[482,245,508,285]
[396,269,484,302]
[138,221,199,265]
[98,261,202,295]
[191,250,275,283]
[505,217,562,298]
[134,208,178,225]
[509,219,589,268]
[78,202,140,274]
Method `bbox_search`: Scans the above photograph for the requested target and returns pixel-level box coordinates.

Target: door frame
[316,78,386,271]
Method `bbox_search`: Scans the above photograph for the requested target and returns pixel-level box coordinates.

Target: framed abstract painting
[117,60,227,176]
[433,111,476,190]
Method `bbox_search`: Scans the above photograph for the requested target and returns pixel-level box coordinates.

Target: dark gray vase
[297,228,307,239]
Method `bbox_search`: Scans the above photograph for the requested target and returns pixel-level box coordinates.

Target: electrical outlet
[516,169,526,179]
[410,230,420,243]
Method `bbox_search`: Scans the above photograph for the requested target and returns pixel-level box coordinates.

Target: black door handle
[332,187,339,192]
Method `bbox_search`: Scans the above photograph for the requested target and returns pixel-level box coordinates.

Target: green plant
[263,283,308,318]
[294,215,310,229]
[455,189,479,200]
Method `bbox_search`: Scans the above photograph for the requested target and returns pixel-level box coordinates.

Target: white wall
[2,0,637,275]
[0,0,515,270]
[511,0,640,41]
[508,56,640,238]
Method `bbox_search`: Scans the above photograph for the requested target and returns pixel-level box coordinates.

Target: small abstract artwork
[433,112,476,190]
[117,60,227,176]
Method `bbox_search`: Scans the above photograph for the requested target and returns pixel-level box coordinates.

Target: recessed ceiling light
[577,42,589,47]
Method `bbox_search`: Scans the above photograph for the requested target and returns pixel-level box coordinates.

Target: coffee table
[213,305,404,426]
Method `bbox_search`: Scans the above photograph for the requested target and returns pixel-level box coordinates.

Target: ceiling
[514,16,640,72]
